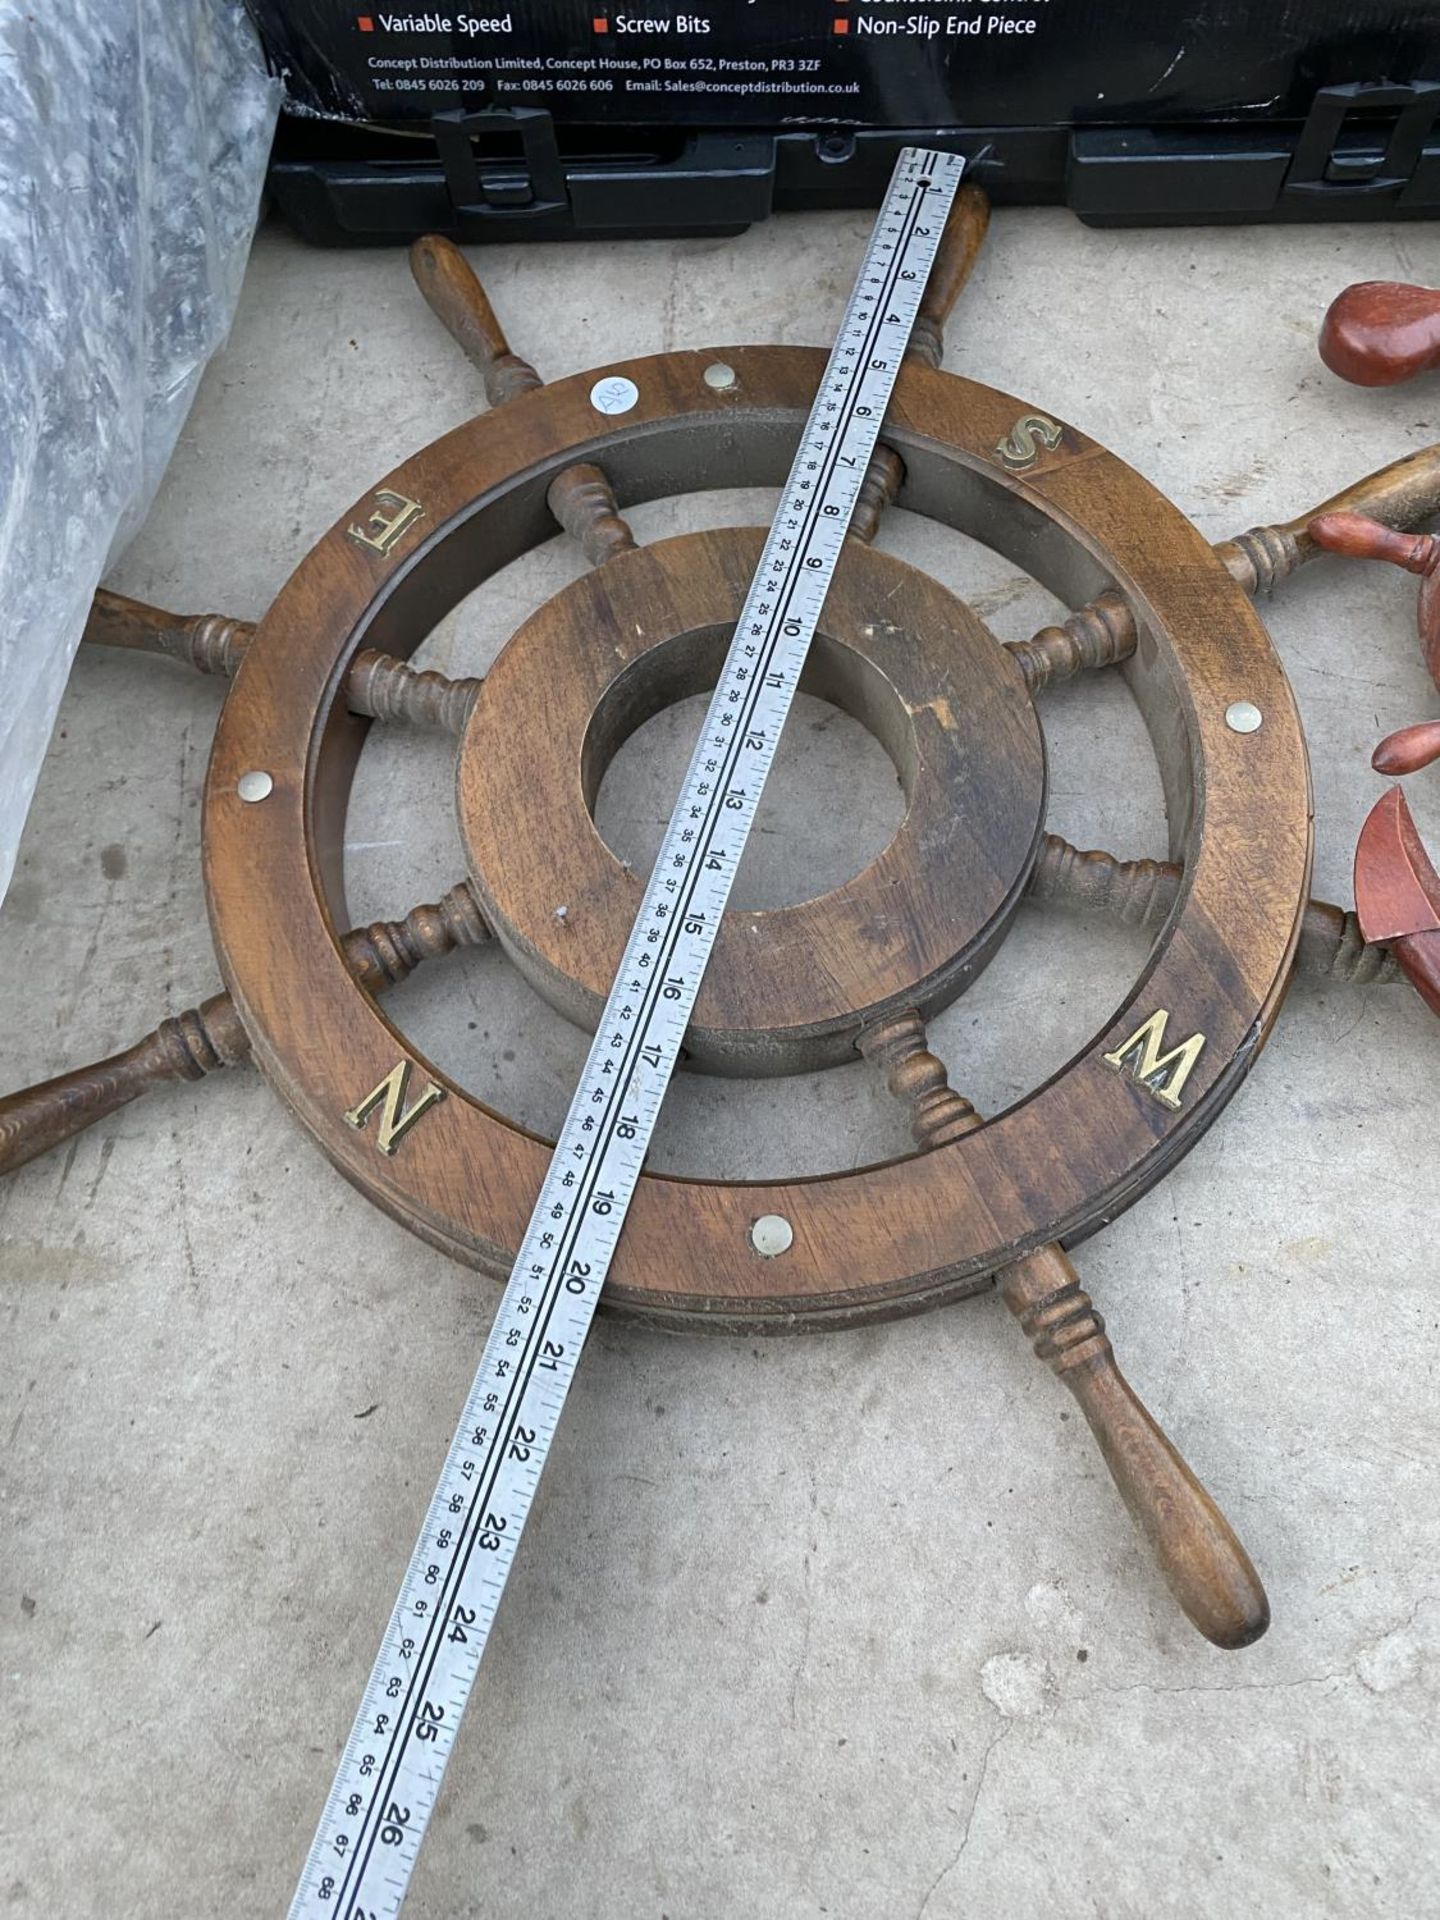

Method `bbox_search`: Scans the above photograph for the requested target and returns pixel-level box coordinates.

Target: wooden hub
[457,526,1045,1072]
[203,345,1311,1332]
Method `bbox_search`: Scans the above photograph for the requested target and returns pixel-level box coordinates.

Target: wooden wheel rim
[203,346,1312,1333]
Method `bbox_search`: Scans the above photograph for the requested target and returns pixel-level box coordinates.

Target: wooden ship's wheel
[5,192,1439,1649]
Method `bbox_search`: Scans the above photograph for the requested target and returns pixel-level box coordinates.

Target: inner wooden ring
[204,347,1311,1332]
[456,527,1046,1073]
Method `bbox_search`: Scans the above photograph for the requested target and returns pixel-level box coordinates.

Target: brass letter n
[344,1060,446,1155]
[1101,1009,1207,1112]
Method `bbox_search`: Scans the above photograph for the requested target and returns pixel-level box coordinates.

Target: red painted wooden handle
[1374,720,1440,777]
[1308,511,1439,573]
[1309,513,1440,689]
[1320,281,1440,388]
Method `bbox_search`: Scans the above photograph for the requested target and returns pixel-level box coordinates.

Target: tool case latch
[1285,81,1440,206]
[432,106,568,217]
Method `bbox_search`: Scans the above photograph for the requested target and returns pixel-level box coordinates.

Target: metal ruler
[289,145,964,1920]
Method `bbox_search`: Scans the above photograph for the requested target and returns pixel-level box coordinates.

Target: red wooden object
[1355,787,1440,1017]
[1373,719,1440,777]
[1320,281,1440,388]
[1308,510,1440,689]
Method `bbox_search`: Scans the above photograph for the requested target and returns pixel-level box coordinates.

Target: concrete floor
[4,201,1440,1917]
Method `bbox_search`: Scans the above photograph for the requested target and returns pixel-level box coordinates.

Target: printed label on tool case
[252,0,1440,128]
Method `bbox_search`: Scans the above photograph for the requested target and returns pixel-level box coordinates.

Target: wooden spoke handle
[907,182,990,369]
[83,590,482,732]
[861,1009,1268,1645]
[1320,281,1440,387]
[547,462,637,566]
[409,235,543,406]
[83,588,252,675]
[345,649,482,733]
[0,888,490,1179]
[408,237,638,563]
[1290,444,1440,548]
[1014,446,1440,690]
[1217,445,1440,596]
[0,996,249,1177]
[1030,835,1398,986]
[1001,1243,1269,1649]
[847,184,990,543]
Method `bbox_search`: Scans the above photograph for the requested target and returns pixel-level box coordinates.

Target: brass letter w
[1101,1010,1206,1111]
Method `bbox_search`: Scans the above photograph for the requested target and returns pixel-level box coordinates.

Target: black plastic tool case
[250,1,1440,242]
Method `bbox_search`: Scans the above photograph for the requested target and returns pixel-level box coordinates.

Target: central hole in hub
[586,627,913,912]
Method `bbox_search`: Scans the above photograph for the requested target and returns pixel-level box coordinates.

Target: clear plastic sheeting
[0,1,278,903]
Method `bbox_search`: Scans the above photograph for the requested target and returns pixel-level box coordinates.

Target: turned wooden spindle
[1308,511,1440,690]
[1028,835,1398,986]
[1294,894,1400,985]
[857,1008,980,1148]
[859,1007,1267,1648]
[1307,513,1440,579]
[345,648,482,735]
[546,462,638,567]
[81,593,482,733]
[1027,834,1177,932]
[343,882,492,994]
[409,234,637,567]
[849,185,990,546]
[848,445,907,548]
[1005,592,1135,693]
[1320,281,1440,388]
[1009,445,1440,691]
[0,885,490,1178]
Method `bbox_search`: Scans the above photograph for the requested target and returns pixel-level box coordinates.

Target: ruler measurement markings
[319,182,931,1914]
[330,165,934,1859]
[291,146,962,1920]
[309,157,944,1920]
